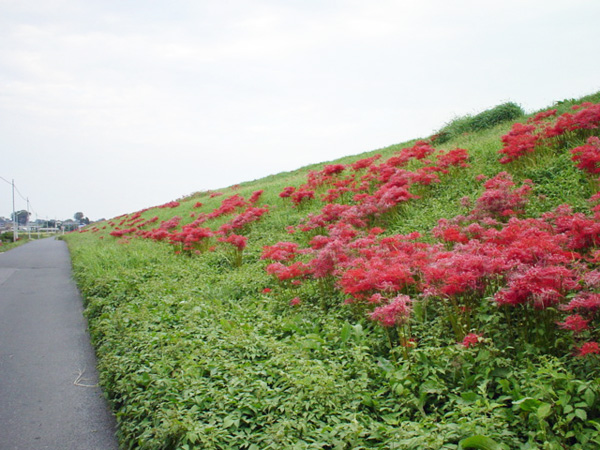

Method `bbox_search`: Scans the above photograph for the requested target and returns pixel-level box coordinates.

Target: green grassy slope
[66,91,600,450]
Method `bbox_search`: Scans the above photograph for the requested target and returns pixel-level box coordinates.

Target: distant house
[62,219,80,232]
[0,217,12,231]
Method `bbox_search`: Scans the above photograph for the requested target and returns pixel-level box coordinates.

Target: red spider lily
[562,292,600,312]
[248,190,264,204]
[545,102,600,138]
[266,261,312,281]
[410,167,441,186]
[499,123,540,164]
[583,270,600,288]
[309,240,350,279]
[279,186,296,198]
[261,242,300,261]
[222,206,269,233]
[528,109,557,124]
[218,234,247,251]
[557,314,589,333]
[422,248,506,299]
[369,294,412,327]
[483,217,575,266]
[289,297,302,306]
[140,228,171,241]
[322,164,346,176]
[432,219,469,244]
[160,216,182,230]
[290,189,315,206]
[321,188,343,203]
[208,194,249,218]
[461,333,483,348]
[171,226,213,251]
[367,293,386,304]
[494,265,579,309]
[137,217,159,228]
[339,257,415,300]
[548,205,600,251]
[158,201,180,209]
[351,154,381,171]
[570,136,600,175]
[576,341,600,357]
[435,148,470,169]
[373,185,418,212]
[497,102,600,165]
[470,172,532,220]
[109,228,137,238]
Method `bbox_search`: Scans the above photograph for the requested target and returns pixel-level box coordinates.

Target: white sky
[1,0,599,221]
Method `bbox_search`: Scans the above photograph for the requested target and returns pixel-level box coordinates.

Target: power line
[1,176,39,220]
[13,184,27,203]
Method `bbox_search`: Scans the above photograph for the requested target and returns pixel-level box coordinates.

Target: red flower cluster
[104,191,269,257]
[369,295,412,327]
[158,201,180,209]
[279,141,470,217]
[261,242,300,262]
[461,333,483,348]
[218,234,247,251]
[571,136,600,175]
[263,157,600,350]
[546,102,600,137]
[499,123,540,164]
[576,341,600,357]
[499,102,600,167]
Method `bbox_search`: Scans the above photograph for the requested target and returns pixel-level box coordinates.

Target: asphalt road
[0,238,119,450]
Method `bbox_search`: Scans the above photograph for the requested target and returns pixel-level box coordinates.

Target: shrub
[0,231,15,243]
[434,102,524,143]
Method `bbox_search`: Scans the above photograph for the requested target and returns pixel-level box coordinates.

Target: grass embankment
[66,92,600,449]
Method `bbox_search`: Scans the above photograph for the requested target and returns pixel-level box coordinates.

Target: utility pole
[12,179,18,242]
[27,198,31,239]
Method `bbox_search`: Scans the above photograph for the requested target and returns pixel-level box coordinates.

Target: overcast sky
[1,0,599,221]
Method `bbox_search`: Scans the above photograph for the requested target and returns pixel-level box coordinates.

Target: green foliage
[0,231,15,243]
[65,91,600,449]
[459,435,503,450]
[434,102,524,144]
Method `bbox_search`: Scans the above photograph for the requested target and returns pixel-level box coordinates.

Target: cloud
[1,0,599,219]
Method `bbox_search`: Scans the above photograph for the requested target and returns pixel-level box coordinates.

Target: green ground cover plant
[66,92,600,449]
[0,232,53,252]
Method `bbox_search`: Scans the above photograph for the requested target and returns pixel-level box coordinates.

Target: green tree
[11,210,30,226]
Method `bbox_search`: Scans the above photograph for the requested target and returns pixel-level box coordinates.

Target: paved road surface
[0,238,119,449]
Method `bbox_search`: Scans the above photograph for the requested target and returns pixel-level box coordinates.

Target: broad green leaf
[575,409,588,421]
[223,416,235,428]
[340,322,352,344]
[220,318,233,331]
[536,402,552,420]
[461,392,480,404]
[513,397,541,412]
[584,389,596,408]
[459,435,503,450]
[420,380,444,394]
